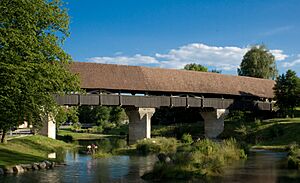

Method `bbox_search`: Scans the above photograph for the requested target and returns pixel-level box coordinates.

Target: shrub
[136,137,178,155]
[143,138,246,180]
[71,123,82,131]
[181,133,193,144]
[93,152,112,158]
[287,143,300,169]
[91,126,103,133]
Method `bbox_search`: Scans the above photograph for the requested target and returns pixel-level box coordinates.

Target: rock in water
[157,153,171,163]
[38,162,47,169]
[4,167,14,174]
[44,161,52,169]
[32,163,39,170]
[20,164,32,171]
[13,165,24,173]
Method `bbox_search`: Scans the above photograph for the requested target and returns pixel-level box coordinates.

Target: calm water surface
[1,143,300,183]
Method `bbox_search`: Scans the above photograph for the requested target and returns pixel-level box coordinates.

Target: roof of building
[69,62,275,98]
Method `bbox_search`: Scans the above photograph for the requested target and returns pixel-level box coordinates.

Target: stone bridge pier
[200,109,229,138]
[40,113,56,139]
[125,107,155,145]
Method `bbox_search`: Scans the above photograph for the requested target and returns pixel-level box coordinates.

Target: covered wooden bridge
[50,62,275,143]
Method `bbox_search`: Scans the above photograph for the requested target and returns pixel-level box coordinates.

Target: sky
[63,0,300,75]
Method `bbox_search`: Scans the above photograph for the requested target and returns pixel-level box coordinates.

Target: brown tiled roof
[69,62,275,98]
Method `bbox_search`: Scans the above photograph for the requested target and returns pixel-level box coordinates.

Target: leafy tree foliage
[184,63,222,73]
[0,0,79,142]
[184,63,208,72]
[55,106,78,129]
[274,70,300,117]
[238,45,278,79]
[210,69,222,74]
[78,106,127,128]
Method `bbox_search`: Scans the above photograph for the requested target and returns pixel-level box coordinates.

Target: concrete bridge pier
[125,107,155,145]
[200,109,229,138]
[40,113,56,139]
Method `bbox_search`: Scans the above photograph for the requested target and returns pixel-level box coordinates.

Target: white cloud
[156,43,288,70]
[261,25,293,36]
[282,55,300,68]
[87,54,159,66]
[270,49,288,61]
[86,43,288,72]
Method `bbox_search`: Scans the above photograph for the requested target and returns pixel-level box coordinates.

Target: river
[1,140,300,183]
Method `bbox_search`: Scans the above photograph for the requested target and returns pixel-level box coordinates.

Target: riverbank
[221,117,300,150]
[57,129,118,140]
[0,135,73,168]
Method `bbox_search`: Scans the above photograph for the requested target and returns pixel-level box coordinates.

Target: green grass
[142,138,246,180]
[136,137,178,154]
[92,152,112,158]
[152,123,204,139]
[221,117,300,149]
[58,129,114,140]
[0,135,73,168]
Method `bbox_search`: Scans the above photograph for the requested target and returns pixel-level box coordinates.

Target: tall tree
[238,45,278,79]
[274,70,300,117]
[0,0,79,142]
[184,63,208,72]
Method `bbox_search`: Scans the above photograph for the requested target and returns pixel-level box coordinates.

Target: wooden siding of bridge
[54,94,272,111]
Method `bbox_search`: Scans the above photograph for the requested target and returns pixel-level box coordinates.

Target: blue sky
[63,0,300,75]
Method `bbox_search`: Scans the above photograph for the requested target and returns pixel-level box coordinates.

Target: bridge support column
[40,113,56,139]
[125,107,155,145]
[200,109,229,138]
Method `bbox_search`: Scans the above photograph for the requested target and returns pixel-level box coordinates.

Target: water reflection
[220,149,300,183]
[2,141,300,183]
[47,152,56,159]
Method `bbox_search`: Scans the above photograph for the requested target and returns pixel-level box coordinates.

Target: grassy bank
[57,129,115,140]
[221,117,300,149]
[0,135,73,168]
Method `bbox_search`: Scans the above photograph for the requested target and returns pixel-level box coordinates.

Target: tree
[0,0,79,142]
[210,69,222,74]
[55,106,78,129]
[274,70,300,117]
[184,63,208,72]
[109,107,127,126]
[238,45,278,79]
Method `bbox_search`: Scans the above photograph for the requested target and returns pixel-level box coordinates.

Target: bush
[143,138,246,180]
[181,133,193,144]
[287,143,300,169]
[91,126,103,133]
[71,123,82,131]
[136,137,178,155]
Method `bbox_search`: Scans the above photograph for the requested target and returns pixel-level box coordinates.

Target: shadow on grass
[256,122,300,146]
[0,148,45,168]
[12,138,55,152]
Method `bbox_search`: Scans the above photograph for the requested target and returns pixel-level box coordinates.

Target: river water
[1,142,300,183]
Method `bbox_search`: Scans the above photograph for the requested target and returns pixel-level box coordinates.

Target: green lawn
[58,129,115,140]
[221,117,300,149]
[0,135,73,168]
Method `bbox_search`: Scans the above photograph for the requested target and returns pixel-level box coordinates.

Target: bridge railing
[53,94,272,111]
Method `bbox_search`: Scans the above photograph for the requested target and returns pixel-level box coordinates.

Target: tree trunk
[1,129,7,143]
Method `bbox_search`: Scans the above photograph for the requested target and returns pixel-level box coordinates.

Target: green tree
[184,63,208,72]
[238,45,278,79]
[109,107,127,126]
[0,0,79,142]
[78,106,93,124]
[274,70,300,117]
[91,106,111,126]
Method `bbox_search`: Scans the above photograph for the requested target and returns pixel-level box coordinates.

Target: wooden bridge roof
[69,62,275,99]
